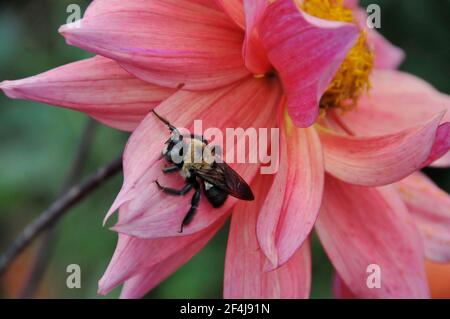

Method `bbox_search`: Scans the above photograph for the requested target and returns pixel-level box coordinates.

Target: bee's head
[162,129,185,163]
[152,110,186,165]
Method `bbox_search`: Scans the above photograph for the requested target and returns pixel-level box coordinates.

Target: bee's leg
[179,181,201,233]
[155,180,193,195]
[162,165,180,174]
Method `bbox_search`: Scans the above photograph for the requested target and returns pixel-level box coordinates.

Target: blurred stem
[0,154,122,278]
[19,119,97,298]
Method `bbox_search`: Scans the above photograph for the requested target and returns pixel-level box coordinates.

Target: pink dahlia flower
[1,0,449,298]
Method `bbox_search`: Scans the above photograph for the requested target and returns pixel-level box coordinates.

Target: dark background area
[0,0,449,298]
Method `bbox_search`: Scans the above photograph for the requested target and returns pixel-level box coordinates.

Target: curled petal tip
[58,21,84,41]
[58,24,69,36]
[109,225,120,234]
[58,22,79,34]
[290,112,318,128]
[109,221,137,235]
[97,277,113,296]
[102,213,112,226]
[97,287,106,296]
[0,80,20,99]
[0,80,9,90]
[57,24,67,35]
[58,23,82,48]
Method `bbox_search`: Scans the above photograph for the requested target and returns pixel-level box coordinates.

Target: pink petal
[333,273,356,299]
[86,0,221,16]
[224,174,311,299]
[241,0,271,74]
[119,272,155,299]
[424,123,450,167]
[319,112,445,187]
[108,77,282,238]
[214,0,245,28]
[395,172,450,263]
[259,0,359,127]
[431,152,450,168]
[334,70,450,169]
[337,70,449,136]
[99,208,227,297]
[316,175,429,298]
[343,0,359,9]
[0,56,174,131]
[59,0,249,91]
[257,121,324,268]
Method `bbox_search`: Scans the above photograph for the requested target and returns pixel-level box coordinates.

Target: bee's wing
[196,162,254,201]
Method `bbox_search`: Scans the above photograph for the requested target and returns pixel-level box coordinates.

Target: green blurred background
[0,0,449,299]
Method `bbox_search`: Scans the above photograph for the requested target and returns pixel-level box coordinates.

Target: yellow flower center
[301,0,374,112]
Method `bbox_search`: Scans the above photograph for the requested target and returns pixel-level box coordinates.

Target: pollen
[301,0,374,111]
[253,73,266,79]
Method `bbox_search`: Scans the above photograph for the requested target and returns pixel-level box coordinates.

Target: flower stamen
[301,0,374,112]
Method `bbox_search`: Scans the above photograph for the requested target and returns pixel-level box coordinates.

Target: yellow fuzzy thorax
[301,0,374,112]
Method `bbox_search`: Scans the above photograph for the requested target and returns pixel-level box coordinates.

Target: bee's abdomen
[204,184,228,208]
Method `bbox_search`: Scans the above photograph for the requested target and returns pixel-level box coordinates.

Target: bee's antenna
[152,109,177,131]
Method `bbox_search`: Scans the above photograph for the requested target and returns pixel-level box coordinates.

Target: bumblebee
[152,110,254,233]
